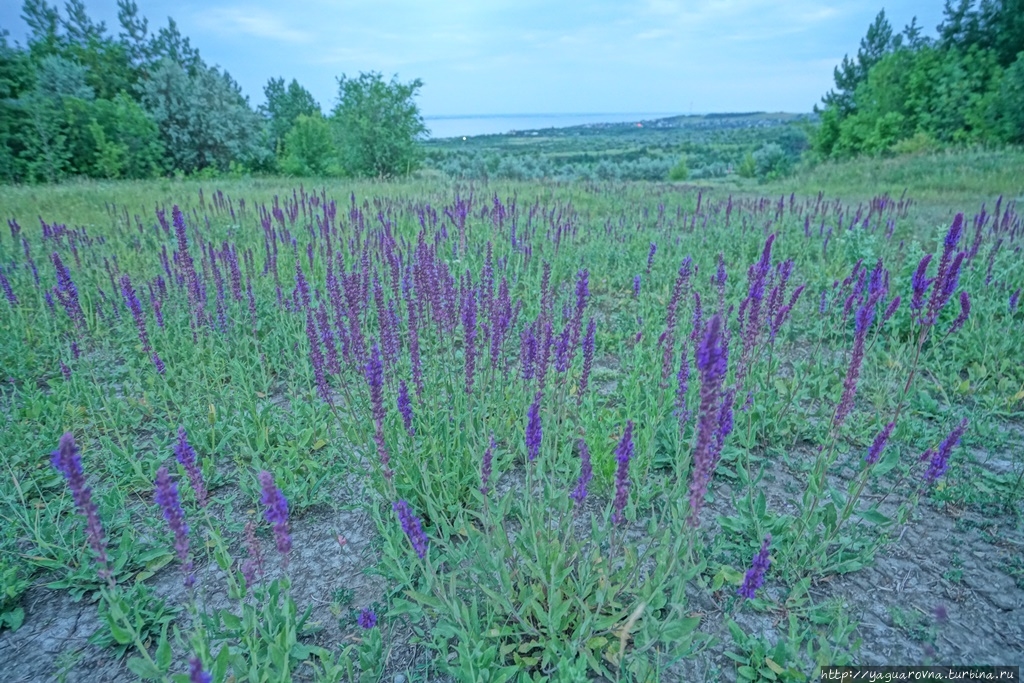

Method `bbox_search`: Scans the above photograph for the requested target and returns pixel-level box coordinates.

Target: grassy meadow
[1,150,1023,682]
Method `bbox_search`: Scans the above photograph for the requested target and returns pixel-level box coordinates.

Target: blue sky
[1,1,947,116]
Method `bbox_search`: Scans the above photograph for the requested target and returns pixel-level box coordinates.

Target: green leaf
[738,665,758,679]
[126,657,162,680]
[855,508,891,525]
[661,616,700,641]
[155,625,172,670]
[108,621,134,645]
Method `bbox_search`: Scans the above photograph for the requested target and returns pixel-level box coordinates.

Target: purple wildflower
[633,275,641,298]
[463,288,477,395]
[154,467,193,587]
[397,380,414,436]
[612,421,635,524]
[241,519,265,585]
[688,314,729,527]
[924,419,968,484]
[393,500,428,559]
[834,294,879,429]
[1010,288,1021,312]
[0,266,17,305]
[526,392,542,462]
[151,352,166,375]
[676,345,691,430]
[646,243,657,274]
[60,360,72,381]
[174,427,208,508]
[910,254,932,323]
[51,433,110,580]
[570,439,593,507]
[365,343,386,429]
[864,422,895,465]
[173,206,204,326]
[357,608,377,629]
[948,292,970,335]
[480,433,496,495]
[258,471,292,559]
[305,310,331,404]
[882,295,901,325]
[120,274,151,353]
[189,657,212,683]
[737,535,771,599]
[51,252,86,330]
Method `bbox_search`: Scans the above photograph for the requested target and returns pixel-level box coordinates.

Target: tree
[821,10,903,115]
[263,77,319,158]
[281,114,336,176]
[330,71,426,178]
[140,58,268,174]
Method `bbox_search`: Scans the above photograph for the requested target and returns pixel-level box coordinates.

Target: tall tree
[821,10,903,115]
[262,77,319,156]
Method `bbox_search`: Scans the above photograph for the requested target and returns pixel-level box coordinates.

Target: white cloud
[196,7,312,44]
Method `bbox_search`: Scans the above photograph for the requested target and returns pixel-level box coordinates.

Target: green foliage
[280,114,337,176]
[668,154,689,180]
[989,51,1024,143]
[331,71,426,178]
[814,2,1023,159]
[140,58,268,174]
[263,77,320,160]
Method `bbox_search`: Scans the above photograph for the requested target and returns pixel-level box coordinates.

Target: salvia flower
[393,499,428,559]
[834,293,880,428]
[154,466,193,587]
[397,380,414,436]
[189,657,212,683]
[258,470,292,559]
[1010,288,1021,313]
[241,519,265,585]
[864,422,895,465]
[688,314,729,527]
[737,535,772,599]
[51,252,86,330]
[570,439,592,507]
[51,433,110,580]
[0,266,17,305]
[948,291,970,335]
[612,421,634,524]
[365,344,386,429]
[924,419,968,484]
[357,608,378,629]
[60,361,72,381]
[633,275,641,298]
[909,253,932,321]
[526,392,543,462]
[174,427,208,507]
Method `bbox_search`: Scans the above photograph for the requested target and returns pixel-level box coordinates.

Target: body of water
[423,113,681,139]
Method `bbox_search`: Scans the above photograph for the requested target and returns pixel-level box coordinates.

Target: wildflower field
[0,169,1023,682]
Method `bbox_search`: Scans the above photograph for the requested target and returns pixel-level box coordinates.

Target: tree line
[814,0,1024,158]
[0,0,427,183]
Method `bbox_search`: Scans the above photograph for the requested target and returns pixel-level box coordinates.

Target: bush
[668,155,689,181]
[331,72,426,178]
[281,114,337,176]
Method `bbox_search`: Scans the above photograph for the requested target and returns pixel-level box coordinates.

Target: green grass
[0,164,1022,681]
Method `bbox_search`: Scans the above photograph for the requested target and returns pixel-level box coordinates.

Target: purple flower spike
[357,608,378,629]
[578,318,596,404]
[189,657,212,683]
[633,275,641,298]
[258,471,292,559]
[948,292,970,335]
[570,439,593,507]
[737,535,771,599]
[688,314,729,527]
[154,467,193,586]
[393,499,428,559]
[397,380,414,436]
[612,421,635,524]
[909,254,932,322]
[174,427,208,508]
[925,419,968,484]
[864,422,895,465]
[51,433,110,581]
[526,392,543,462]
